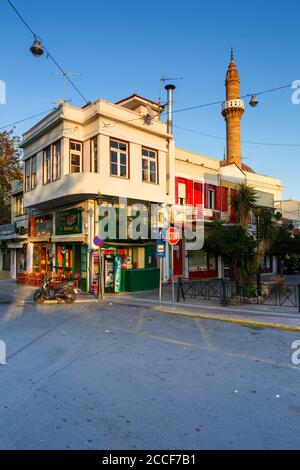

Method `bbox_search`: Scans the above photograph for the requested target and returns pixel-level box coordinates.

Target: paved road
[0,300,300,450]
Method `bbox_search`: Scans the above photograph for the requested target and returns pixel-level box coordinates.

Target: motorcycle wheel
[33,291,45,304]
[64,291,76,304]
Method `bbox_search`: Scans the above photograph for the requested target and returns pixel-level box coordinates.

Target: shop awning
[103,241,155,247]
[51,235,86,243]
[7,242,25,249]
[29,237,51,242]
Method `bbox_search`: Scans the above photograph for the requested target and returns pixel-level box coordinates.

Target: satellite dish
[144,105,154,125]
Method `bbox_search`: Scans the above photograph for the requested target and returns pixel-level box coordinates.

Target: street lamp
[249,95,259,107]
[30,36,44,57]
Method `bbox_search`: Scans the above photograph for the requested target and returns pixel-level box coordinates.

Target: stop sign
[166,227,180,245]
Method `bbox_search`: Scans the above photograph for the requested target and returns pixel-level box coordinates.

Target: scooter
[33,275,79,304]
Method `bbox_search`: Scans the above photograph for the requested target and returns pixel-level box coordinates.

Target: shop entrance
[32,244,51,274]
[55,243,88,291]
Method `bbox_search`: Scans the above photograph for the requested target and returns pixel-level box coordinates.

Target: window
[25,155,37,192]
[91,137,98,173]
[43,146,52,184]
[70,141,82,173]
[142,147,158,184]
[53,141,61,180]
[110,139,128,178]
[178,183,186,205]
[15,195,24,216]
[31,156,37,189]
[208,189,215,209]
[25,159,31,192]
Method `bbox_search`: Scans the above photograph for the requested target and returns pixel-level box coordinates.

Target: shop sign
[56,209,82,235]
[156,240,166,258]
[34,216,53,237]
[114,254,122,293]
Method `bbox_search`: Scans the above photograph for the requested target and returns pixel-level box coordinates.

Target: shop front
[52,207,88,291]
[29,214,53,274]
[90,242,159,294]
[188,251,218,279]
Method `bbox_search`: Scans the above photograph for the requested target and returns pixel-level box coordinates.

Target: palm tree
[256,209,276,269]
[230,183,257,230]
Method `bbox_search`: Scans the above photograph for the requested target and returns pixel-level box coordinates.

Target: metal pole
[256,213,261,296]
[298,284,300,314]
[97,247,103,300]
[159,257,162,306]
[171,244,175,308]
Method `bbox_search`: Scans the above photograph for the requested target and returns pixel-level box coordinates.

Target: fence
[176,277,300,311]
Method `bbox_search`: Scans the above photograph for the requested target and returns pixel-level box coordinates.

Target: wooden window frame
[142,147,158,184]
[109,138,129,179]
[69,139,83,174]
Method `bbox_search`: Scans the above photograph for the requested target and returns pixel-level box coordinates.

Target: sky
[1,0,300,200]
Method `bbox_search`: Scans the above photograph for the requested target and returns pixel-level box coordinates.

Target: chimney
[164,84,176,134]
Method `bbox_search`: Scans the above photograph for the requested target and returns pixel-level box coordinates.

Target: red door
[173,239,183,276]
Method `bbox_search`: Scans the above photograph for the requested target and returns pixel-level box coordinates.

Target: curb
[106,299,300,333]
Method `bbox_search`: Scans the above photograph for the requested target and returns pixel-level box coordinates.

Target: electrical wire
[174,124,300,148]
[6,0,110,128]
[0,108,56,130]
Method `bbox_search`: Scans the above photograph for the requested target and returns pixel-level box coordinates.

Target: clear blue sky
[1,0,299,199]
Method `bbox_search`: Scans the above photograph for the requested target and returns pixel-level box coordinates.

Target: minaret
[221,50,244,166]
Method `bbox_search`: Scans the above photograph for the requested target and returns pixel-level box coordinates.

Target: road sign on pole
[165,227,181,307]
[166,227,180,246]
[93,237,105,300]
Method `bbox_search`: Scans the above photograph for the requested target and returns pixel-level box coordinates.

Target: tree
[204,223,257,287]
[231,183,257,229]
[256,208,277,268]
[0,130,23,224]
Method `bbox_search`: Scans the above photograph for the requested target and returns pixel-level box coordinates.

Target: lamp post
[254,207,262,296]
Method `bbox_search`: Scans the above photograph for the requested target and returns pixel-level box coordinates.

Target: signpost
[156,239,166,305]
[165,227,180,308]
[93,236,105,300]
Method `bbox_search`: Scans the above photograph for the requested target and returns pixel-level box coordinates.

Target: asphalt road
[0,300,300,450]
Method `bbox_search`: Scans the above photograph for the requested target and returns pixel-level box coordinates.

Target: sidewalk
[1,279,300,332]
[0,279,96,304]
[104,285,300,332]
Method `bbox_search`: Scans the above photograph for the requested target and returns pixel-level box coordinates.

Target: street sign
[166,227,180,246]
[93,236,104,247]
[156,240,166,258]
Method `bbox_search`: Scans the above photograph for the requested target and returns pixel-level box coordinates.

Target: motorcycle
[33,275,80,304]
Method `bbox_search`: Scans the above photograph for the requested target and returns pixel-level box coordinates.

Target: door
[173,239,183,276]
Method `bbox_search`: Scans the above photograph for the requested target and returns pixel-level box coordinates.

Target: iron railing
[177,277,300,310]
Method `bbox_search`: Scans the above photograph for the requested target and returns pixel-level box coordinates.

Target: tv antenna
[52,72,82,103]
[159,75,183,104]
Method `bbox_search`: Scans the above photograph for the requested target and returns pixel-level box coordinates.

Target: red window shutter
[186,180,193,205]
[204,183,208,208]
[221,187,228,212]
[175,177,179,204]
[215,186,221,211]
[193,182,203,206]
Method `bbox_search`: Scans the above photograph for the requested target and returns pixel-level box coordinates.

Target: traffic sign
[93,236,104,247]
[166,227,180,245]
[156,240,166,258]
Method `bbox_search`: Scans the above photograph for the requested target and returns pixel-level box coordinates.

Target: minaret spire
[221,51,245,167]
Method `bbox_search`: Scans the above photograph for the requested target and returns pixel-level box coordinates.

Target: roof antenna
[159,75,183,104]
